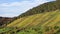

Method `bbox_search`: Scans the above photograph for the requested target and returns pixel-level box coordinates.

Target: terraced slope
[6,10,60,27]
[0,10,59,34]
[0,0,60,34]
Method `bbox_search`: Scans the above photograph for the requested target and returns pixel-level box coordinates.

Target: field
[0,10,60,34]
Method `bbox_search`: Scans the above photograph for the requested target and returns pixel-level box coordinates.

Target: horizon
[0,0,55,17]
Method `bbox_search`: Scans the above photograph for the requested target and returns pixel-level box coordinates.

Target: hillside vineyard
[0,0,60,34]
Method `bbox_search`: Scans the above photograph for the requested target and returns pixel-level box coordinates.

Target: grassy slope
[0,10,58,34]
[0,10,60,34]
[1,10,60,33]
[0,0,60,34]
[7,10,60,27]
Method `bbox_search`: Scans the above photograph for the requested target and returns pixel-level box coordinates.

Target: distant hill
[0,17,13,26]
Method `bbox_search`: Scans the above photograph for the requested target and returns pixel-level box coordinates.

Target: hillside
[0,0,60,34]
[0,17,13,27]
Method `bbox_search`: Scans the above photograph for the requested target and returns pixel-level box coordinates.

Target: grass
[0,10,60,34]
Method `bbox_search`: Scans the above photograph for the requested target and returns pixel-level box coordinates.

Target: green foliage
[0,26,60,34]
[17,26,42,34]
[54,26,59,30]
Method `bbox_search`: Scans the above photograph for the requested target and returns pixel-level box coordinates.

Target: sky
[0,0,55,17]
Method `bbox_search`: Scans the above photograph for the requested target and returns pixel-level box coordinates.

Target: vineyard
[0,0,60,34]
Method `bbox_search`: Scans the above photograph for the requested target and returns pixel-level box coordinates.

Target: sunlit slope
[7,10,60,28]
[1,10,60,34]
[6,0,60,28]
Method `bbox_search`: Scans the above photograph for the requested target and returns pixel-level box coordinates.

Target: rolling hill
[0,17,13,28]
[0,0,60,34]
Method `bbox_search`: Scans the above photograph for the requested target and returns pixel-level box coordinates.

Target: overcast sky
[0,0,55,17]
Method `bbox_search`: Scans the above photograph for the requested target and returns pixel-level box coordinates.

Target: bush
[54,26,59,30]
